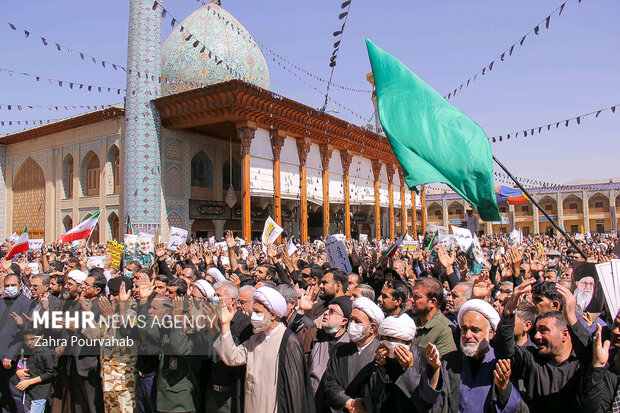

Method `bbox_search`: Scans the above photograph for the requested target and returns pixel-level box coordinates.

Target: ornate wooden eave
[0,106,124,145]
[153,80,397,163]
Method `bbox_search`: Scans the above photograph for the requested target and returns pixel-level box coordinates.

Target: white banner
[167,226,188,251]
[261,216,283,252]
[28,239,44,251]
[451,226,473,250]
[326,240,352,274]
[596,260,619,318]
[287,238,298,256]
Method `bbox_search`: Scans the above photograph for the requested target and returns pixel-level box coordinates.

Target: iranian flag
[59,210,101,244]
[6,226,29,259]
[382,232,407,258]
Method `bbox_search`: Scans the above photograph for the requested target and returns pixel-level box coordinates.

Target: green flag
[366,39,500,222]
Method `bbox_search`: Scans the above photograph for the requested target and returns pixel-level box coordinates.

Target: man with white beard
[574,275,595,311]
[428,299,526,412]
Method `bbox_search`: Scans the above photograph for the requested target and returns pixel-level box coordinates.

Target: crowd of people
[0,228,619,413]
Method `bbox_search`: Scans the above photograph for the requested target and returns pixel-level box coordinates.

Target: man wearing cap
[362,313,440,411]
[310,296,351,398]
[321,297,384,412]
[215,286,314,412]
[430,298,524,413]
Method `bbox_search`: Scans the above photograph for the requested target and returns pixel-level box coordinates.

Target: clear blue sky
[1,0,618,185]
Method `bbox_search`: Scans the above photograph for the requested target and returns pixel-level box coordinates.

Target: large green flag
[366,39,500,222]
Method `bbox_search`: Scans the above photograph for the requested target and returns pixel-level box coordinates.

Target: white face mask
[380,340,407,358]
[347,321,368,342]
[251,311,271,332]
[4,286,19,298]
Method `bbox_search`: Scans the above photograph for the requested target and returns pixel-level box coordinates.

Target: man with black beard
[428,299,525,412]
[0,274,33,413]
[52,269,104,413]
[496,279,591,413]
[308,268,348,322]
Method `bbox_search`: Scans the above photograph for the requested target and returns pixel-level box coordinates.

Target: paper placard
[402,241,419,250]
[28,239,44,251]
[167,226,188,251]
[359,234,368,243]
[106,241,124,270]
[261,216,283,252]
[451,226,473,250]
[326,240,352,274]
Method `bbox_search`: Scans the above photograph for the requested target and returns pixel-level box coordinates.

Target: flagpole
[492,156,587,259]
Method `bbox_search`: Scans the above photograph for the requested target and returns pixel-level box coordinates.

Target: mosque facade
[0,1,422,244]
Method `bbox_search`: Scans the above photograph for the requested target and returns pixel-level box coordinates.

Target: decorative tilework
[124,0,162,233]
[161,3,269,96]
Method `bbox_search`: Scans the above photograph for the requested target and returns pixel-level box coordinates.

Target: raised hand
[154,243,167,259]
[374,346,389,367]
[437,245,455,270]
[592,323,611,368]
[555,283,578,325]
[118,282,131,301]
[98,297,116,318]
[225,231,236,250]
[493,359,512,393]
[394,345,414,370]
[299,287,315,312]
[425,343,441,371]
[504,278,536,314]
[138,273,154,299]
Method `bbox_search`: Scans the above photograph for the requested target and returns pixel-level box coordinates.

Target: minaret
[366,72,384,135]
[124,0,162,234]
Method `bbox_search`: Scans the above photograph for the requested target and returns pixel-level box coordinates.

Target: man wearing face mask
[310,297,352,397]
[362,313,440,411]
[429,299,525,412]
[322,296,384,413]
[215,286,314,412]
[0,274,34,413]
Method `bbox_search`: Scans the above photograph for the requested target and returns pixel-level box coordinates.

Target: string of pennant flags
[0,103,115,111]
[0,67,125,94]
[0,119,60,127]
[258,42,371,94]
[444,0,581,101]
[488,103,618,143]
[321,0,353,112]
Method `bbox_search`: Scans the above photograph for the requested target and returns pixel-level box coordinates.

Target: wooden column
[371,160,382,240]
[340,151,353,240]
[420,184,427,233]
[387,164,395,240]
[320,144,333,239]
[399,170,407,234]
[237,124,256,244]
[269,130,285,229]
[296,138,311,243]
[411,190,418,237]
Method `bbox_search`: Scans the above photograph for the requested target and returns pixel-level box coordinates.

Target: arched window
[13,157,45,238]
[191,152,213,188]
[63,154,73,199]
[223,158,241,191]
[86,153,100,196]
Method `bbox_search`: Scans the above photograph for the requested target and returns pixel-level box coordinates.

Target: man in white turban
[356,314,441,411]
[429,298,525,412]
[214,286,313,412]
[191,279,215,301]
[320,297,384,412]
[206,267,226,284]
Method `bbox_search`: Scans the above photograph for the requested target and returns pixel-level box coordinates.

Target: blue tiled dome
[161,3,270,96]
